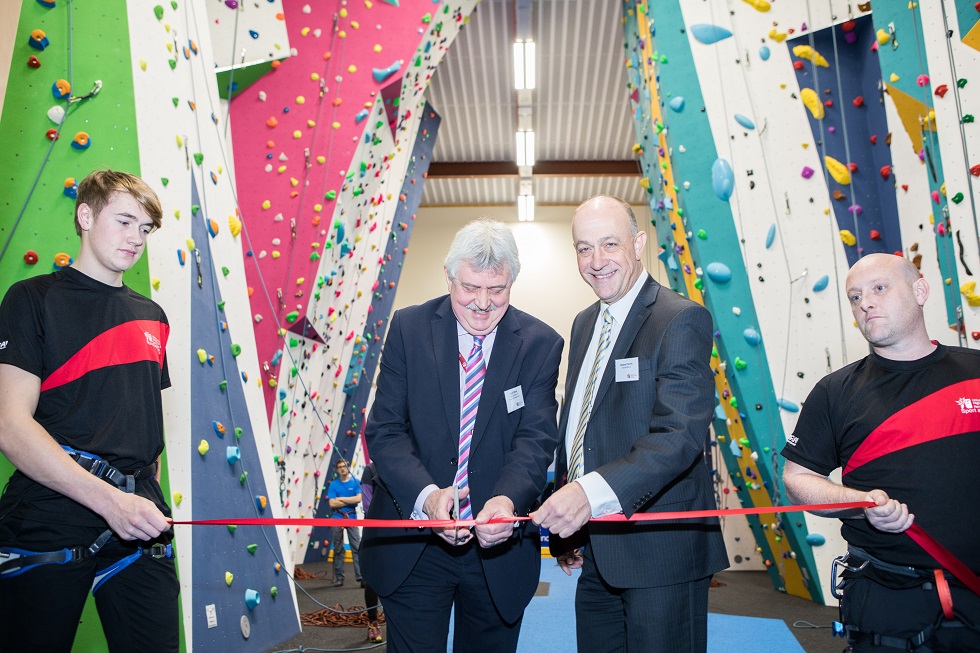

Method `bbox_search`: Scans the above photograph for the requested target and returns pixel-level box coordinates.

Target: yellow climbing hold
[186,238,196,250]
[229,215,242,237]
[768,28,787,42]
[639,177,651,189]
[198,440,210,456]
[825,156,851,185]
[742,0,770,10]
[800,88,825,120]
[176,134,183,147]
[197,349,207,363]
[889,73,900,83]
[961,281,980,306]
[225,571,234,586]
[876,29,891,45]
[840,230,856,247]
[792,45,828,67]
[173,492,183,506]
[262,200,271,209]
[151,277,160,290]
[139,59,147,71]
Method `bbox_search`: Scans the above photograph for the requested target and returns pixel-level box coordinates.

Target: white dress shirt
[564,270,649,517]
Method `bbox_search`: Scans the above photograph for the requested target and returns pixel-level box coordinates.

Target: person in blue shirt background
[328,459,362,587]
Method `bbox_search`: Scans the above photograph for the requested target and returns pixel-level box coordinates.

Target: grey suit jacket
[555,275,729,588]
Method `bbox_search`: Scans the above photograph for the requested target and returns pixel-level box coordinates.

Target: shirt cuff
[575,473,622,518]
[413,484,439,519]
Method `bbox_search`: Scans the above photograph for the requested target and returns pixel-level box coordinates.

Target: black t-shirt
[782,344,980,571]
[0,267,171,527]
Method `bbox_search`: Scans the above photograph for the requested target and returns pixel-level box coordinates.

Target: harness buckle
[831,551,869,599]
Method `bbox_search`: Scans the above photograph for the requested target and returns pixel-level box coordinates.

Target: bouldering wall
[622,0,978,605]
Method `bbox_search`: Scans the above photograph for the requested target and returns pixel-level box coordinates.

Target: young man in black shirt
[0,169,178,652]
[782,253,980,652]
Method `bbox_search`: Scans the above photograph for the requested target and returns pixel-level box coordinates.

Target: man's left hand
[530,481,592,539]
[474,495,516,548]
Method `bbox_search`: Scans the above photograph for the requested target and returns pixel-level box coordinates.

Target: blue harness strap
[0,448,171,591]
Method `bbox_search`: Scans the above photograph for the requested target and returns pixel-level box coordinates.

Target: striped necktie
[568,308,613,482]
[455,335,485,519]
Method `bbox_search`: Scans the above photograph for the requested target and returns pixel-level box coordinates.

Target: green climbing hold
[734,357,747,370]
[289,338,299,347]
[421,12,432,23]
[290,366,298,378]
[325,190,337,200]
[191,205,200,215]
[951,192,964,204]
[285,311,299,323]
[697,229,707,239]
[193,153,204,165]
[153,5,164,20]
[227,525,237,534]
[270,587,278,598]
[239,472,248,485]
[221,266,230,277]
[963,115,975,123]
[693,278,703,290]
[729,397,738,408]
[235,427,243,440]
[352,188,363,197]
[738,437,750,446]
[711,345,719,358]
[170,0,177,8]
[172,97,179,107]
[957,78,967,88]
[247,544,258,554]
[161,178,169,187]
[219,380,228,391]
[230,343,242,357]
[310,252,321,261]
[280,401,288,416]
[168,59,177,70]
[217,301,225,311]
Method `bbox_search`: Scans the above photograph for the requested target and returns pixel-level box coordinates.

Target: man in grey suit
[532,195,728,652]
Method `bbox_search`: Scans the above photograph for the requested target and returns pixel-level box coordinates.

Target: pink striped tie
[455,335,485,519]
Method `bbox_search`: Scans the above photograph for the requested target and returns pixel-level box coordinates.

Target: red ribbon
[170,500,874,529]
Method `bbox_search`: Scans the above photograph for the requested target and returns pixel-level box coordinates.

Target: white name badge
[615,357,640,382]
[504,385,525,413]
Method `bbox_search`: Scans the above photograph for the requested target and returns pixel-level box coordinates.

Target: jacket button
[451,457,458,466]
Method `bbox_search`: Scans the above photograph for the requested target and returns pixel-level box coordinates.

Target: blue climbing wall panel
[189,175,300,650]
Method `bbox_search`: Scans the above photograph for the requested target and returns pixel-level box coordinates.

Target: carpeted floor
[272,560,848,653]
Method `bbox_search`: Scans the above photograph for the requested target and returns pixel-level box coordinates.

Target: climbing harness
[0,446,172,591]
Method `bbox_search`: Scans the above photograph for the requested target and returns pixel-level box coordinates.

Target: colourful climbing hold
[71,132,90,150]
[198,440,210,456]
[840,230,856,246]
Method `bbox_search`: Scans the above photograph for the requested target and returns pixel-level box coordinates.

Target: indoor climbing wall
[622,0,979,605]
[127,1,302,650]
[226,0,478,564]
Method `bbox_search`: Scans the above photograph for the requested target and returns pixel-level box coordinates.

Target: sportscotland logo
[144,331,162,353]
[955,397,980,415]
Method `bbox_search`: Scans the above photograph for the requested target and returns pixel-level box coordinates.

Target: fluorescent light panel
[513,41,535,90]
[518,194,535,222]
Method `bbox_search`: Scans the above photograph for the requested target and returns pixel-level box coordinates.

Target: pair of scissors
[452,484,461,544]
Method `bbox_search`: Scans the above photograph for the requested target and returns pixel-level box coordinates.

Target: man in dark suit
[532,196,728,653]
[361,219,563,653]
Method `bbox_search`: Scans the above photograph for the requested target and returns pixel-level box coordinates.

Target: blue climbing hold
[729,438,742,458]
[690,24,733,45]
[711,158,735,201]
[734,114,755,130]
[743,328,761,346]
[765,224,776,249]
[668,96,685,112]
[355,109,369,123]
[372,60,403,83]
[714,405,727,420]
[806,533,826,546]
[759,45,771,61]
[248,30,259,39]
[666,255,678,271]
[227,446,241,465]
[705,262,732,284]
[812,275,830,292]
[245,589,261,610]
[777,398,800,412]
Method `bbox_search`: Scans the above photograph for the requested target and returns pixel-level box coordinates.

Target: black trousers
[842,574,980,652]
[0,516,179,653]
[379,537,522,653]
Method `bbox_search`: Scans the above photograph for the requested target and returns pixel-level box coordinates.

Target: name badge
[504,386,525,413]
[615,358,640,382]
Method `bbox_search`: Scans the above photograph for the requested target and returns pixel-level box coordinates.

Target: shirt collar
[601,269,649,325]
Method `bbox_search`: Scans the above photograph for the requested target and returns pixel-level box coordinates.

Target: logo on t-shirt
[786,434,800,446]
[0,340,7,350]
[144,331,162,353]
[955,397,980,414]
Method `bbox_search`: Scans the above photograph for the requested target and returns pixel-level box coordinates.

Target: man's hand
[474,495,516,548]
[103,491,171,541]
[529,481,592,539]
[865,489,914,533]
[557,548,584,576]
[424,485,472,545]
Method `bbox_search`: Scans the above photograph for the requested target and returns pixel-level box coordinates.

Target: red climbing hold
[970,164,980,177]
[27,55,41,68]
[935,84,948,98]
[869,134,877,144]
[23,250,39,265]
[869,230,881,240]
[852,96,864,107]
[879,165,891,180]
[847,162,858,173]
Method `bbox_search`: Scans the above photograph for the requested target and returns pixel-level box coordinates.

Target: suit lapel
[556,303,600,475]
[432,298,462,443]
[471,308,522,453]
[591,277,660,413]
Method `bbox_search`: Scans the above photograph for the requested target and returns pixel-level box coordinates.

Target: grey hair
[574,195,639,236]
[444,219,521,284]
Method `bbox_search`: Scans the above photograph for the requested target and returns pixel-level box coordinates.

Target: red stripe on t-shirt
[843,379,980,476]
[40,320,169,392]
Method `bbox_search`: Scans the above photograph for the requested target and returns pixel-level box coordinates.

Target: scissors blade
[453,484,460,543]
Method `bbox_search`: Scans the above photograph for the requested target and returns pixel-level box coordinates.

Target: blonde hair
[75,169,162,236]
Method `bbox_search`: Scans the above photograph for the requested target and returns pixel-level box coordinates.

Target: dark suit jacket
[360,295,563,623]
[553,276,729,588]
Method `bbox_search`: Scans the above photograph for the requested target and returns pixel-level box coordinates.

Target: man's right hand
[102,491,171,541]
[865,489,914,533]
[557,548,584,576]
[424,485,472,545]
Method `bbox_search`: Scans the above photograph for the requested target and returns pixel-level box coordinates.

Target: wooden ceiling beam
[426,160,640,178]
